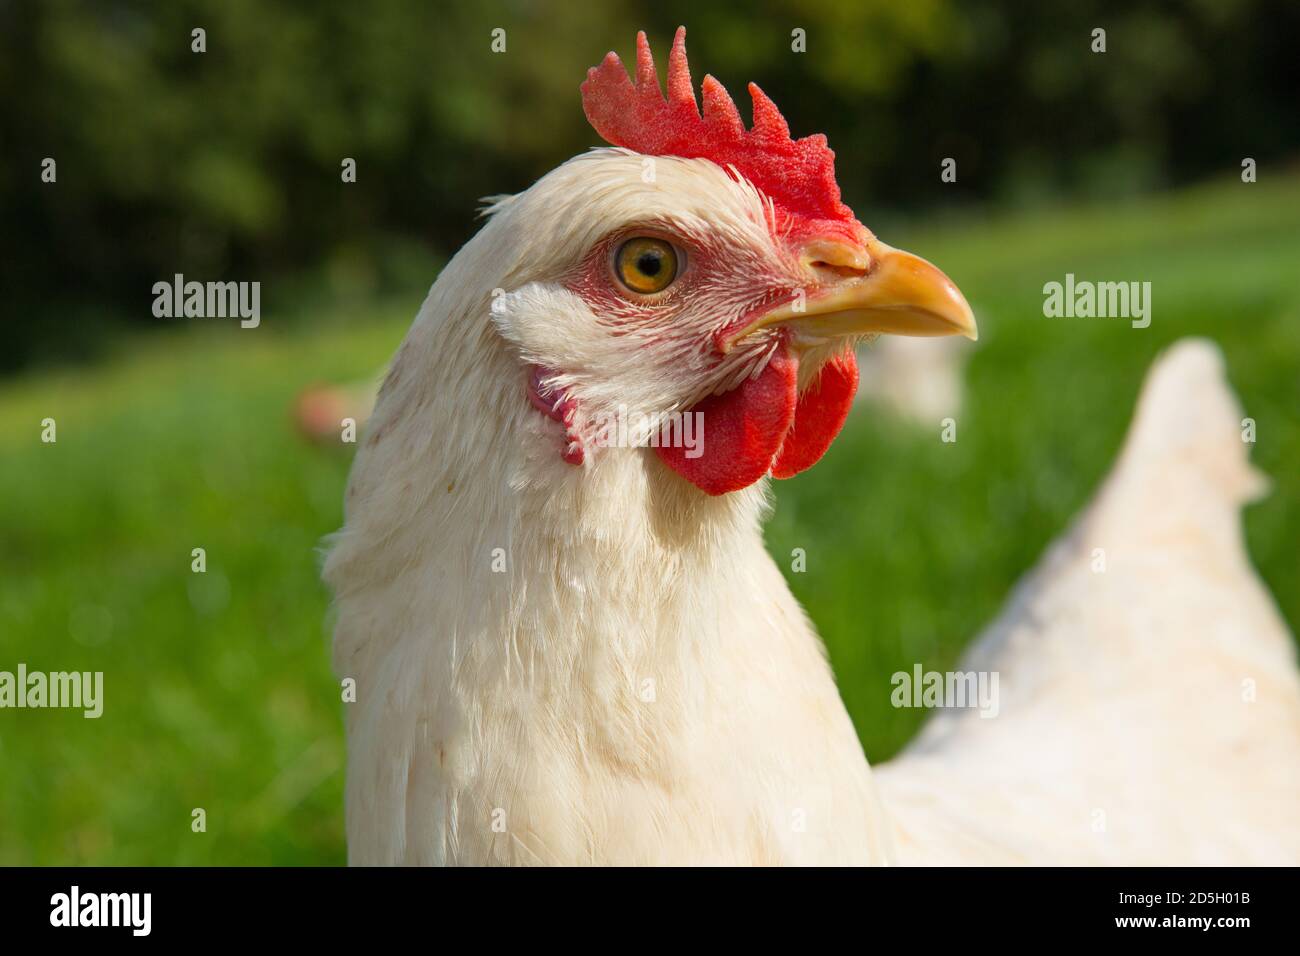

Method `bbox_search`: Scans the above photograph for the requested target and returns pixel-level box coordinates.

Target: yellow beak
[723,239,977,351]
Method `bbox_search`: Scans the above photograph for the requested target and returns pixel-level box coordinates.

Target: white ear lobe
[489,282,553,353]
[490,282,599,367]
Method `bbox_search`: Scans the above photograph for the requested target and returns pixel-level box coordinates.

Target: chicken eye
[614,237,679,294]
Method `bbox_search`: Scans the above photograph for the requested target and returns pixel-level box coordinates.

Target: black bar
[0,867,1285,942]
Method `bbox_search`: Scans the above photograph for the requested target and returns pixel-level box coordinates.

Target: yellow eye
[614,237,679,294]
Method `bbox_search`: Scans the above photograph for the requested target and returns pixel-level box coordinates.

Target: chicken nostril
[800,239,871,279]
[810,260,869,280]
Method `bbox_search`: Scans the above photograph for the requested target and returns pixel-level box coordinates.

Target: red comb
[581,27,856,234]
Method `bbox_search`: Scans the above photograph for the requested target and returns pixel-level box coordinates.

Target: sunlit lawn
[2,173,1297,863]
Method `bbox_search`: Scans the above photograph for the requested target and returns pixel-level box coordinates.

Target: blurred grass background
[3,174,1296,864]
[1,1,1297,863]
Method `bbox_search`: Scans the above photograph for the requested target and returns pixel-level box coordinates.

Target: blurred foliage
[2,174,1297,862]
[2,0,1298,368]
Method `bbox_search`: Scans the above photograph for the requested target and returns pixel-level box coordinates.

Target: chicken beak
[723,239,977,351]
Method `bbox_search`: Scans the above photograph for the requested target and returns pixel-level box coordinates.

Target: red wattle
[654,349,858,496]
[654,349,798,496]
[771,353,858,479]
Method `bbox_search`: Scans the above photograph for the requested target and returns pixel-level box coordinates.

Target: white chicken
[324,29,1300,865]
[876,338,1300,864]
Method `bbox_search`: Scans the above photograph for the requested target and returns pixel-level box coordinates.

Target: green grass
[3,175,1298,864]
